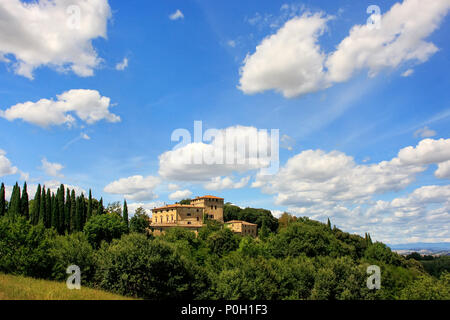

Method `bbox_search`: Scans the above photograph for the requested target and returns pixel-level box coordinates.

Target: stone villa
[150,195,225,235]
[150,195,258,237]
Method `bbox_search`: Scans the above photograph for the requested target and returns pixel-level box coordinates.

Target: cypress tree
[123,200,129,230]
[32,184,41,225]
[75,195,82,231]
[87,189,93,220]
[57,184,65,233]
[45,188,52,228]
[0,183,5,217]
[65,188,71,233]
[39,186,46,225]
[327,218,331,230]
[8,183,21,218]
[97,197,104,215]
[80,193,86,229]
[21,182,29,220]
[51,193,58,230]
[70,190,76,233]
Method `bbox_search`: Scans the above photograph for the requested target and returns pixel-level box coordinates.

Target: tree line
[0,182,129,234]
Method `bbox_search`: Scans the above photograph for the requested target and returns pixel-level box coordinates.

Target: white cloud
[168,183,180,191]
[0,149,18,177]
[0,89,121,127]
[204,176,250,190]
[159,126,274,181]
[414,126,436,138]
[169,9,184,21]
[239,12,330,98]
[254,149,425,207]
[104,175,160,201]
[41,158,64,178]
[239,0,450,98]
[0,0,112,79]
[435,160,450,179]
[168,189,192,201]
[397,138,450,166]
[81,133,91,140]
[127,201,165,217]
[115,57,128,71]
[402,69,415,77]
[253,138,450,243]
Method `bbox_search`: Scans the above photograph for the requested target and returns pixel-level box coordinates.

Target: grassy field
[0,273,134,300]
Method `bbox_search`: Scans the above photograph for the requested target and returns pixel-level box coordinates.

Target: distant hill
[388,242,450,251]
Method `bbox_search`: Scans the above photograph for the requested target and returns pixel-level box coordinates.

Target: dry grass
[0,273,135,300]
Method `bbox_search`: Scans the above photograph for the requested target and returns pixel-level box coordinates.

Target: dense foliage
[0,183,448,300]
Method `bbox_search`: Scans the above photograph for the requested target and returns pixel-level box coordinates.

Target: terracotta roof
[193,195,224,200]
[225,220,258,226]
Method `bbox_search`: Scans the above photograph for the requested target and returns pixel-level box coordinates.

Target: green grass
[0,273,135,300]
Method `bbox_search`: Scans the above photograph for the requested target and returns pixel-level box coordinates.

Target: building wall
[152,206,203,227]
[192,198,224,222]
[225,222,258,237]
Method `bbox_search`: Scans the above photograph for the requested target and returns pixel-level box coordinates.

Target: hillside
[0,273,134,300]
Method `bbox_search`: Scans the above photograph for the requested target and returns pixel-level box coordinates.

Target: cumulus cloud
[414,126,436,138]
[127,201,165,217]
[0,149,18,177]
[168,189,192,201]
[41,158,64,178]
[239,12,330,98]
[0,0,112,79]
[239,0,450,98]
[435,160,450,179]
[115,57,128,71]
[159,126,275,181]
[255,139,450,207]
[253,138,450,243]
[397,138,450,166]
[104,175,160,201]
[204,176,250,190]
[169,9,184,20]
[0,89,121,127]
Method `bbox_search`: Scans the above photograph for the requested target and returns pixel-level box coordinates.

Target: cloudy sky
[0,0,449,244]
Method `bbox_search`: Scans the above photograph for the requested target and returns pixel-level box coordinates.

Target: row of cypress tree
[0,182,130,234]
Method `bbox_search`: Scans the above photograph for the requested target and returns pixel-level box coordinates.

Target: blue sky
[0,0,449,244]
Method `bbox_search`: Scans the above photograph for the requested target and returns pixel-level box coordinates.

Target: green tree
[57,185,65,234]
[123,200,129,230]
[8,183,21,218]
[83,213,128,248]
[97,197,104,215]
[20,182,29,220]
[70,190,76,232]
[51,193,58,230]
[45,188,52,228]
[65,188,71,232]
[0,183,5,217]
[87,189,93,220]
[31,184,41,225]
[129,207,150,234]
[95,234,198,299]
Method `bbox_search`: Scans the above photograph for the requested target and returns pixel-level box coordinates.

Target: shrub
[49,232,95,284]
[0,216,55,278]
[83,213,128,248]
[94,233,197,299]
